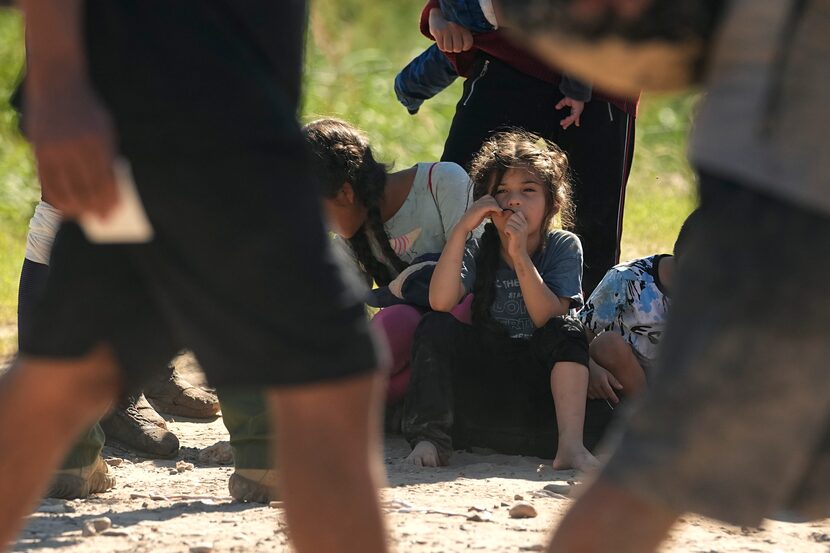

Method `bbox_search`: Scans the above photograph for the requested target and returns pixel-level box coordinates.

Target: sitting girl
[402,130,598,471]
[303,118,475,403]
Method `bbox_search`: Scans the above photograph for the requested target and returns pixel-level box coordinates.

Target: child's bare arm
[429,8,474,53]
[513,253,571,326]
[430,196,501,311]
[504,212,570,326]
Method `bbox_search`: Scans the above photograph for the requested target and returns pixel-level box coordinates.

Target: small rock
[509,503,538,519]
[514,494,524,501]
[81,517,113,537]
[189,543,214,553]
[81,522,97,537]
[176,461,195,473]
[150,494,169,501]
[105,458,123,467]
[198,441,234,465]
[501,502,510,507]
[168,469,178,475]
[811,532,830,543]
[519,545,544,551]
[89,517,113,532]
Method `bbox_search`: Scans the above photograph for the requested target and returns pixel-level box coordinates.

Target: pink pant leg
[449,294,474,324]
[372,304,424,405]
[376,297,473,405]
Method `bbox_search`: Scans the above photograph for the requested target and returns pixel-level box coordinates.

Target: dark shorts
[18,2,380,392]
[19,150,381,392]
[601,172,830,526]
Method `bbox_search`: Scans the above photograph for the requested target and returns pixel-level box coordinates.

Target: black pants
[441,56,636,294]
[402,312,612,463]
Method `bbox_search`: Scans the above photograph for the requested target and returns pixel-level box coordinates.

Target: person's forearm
[513,253,569,327]
[19,0,87,91]
[429,225,468,311]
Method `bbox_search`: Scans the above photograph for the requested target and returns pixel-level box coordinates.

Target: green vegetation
[0,2,696,356]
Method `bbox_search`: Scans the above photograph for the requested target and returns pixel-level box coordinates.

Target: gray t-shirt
[461,230,583,339]
[691,0,830,213]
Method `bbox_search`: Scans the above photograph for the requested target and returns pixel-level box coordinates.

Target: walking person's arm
[18,0,118,218]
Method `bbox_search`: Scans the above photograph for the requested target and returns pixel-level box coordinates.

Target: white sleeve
[25,201,63,265]
[428,162,473,240]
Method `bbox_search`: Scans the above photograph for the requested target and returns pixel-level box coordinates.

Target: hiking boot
[228,469,279,503]
[101,394,179,458]
[45,456,115,499]
[145,366,220,419]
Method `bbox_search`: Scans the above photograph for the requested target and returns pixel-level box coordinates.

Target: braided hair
[467,130,574,331]
[302,118,409,286]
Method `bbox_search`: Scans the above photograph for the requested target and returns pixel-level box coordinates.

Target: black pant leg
[555,101,636,294]
[17,258,50,348]
[440,56,560,171]
[402,312,477,463]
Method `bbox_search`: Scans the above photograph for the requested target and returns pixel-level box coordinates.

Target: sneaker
[101,394,179,458]
[145,366,220,419]
[45,456,115,499]
[228,469,279,503]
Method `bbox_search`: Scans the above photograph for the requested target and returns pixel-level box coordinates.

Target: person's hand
[588,358,623,403]
[503,210,529,259]
[555,97,585,129]
[459,195,503,233]
[429,8,474,53]
[26,73,119,219]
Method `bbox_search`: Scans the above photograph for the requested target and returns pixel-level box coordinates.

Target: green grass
[0,9,36,355]
[0,2,696,356]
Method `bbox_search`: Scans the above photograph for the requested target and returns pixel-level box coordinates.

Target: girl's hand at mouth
[503,210,530,259]
[459,195,504,233]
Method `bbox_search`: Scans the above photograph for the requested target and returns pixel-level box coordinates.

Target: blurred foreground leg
[0,346,120,547]
[268,372,387,553]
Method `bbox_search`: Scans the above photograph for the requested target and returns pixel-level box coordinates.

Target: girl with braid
[403,130,599,471]
[303,118,475,403]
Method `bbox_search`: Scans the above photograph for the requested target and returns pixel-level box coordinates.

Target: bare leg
[0,346,120,547]
[267,372,387,553]
[548,479,678,552]
[590,331,647,397]
[550,361,599,471]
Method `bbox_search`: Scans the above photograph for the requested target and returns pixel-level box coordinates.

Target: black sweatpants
[402,312,613,463]
[441,56,636,294]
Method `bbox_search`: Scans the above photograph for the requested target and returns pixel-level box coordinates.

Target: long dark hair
[467,130,574,330]
[302,118,408,286]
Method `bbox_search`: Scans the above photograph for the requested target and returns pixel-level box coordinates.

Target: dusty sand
[13,412,830,553]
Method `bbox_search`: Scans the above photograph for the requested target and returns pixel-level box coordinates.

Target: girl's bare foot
[405,441,441,467]
[552,444,600,473]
